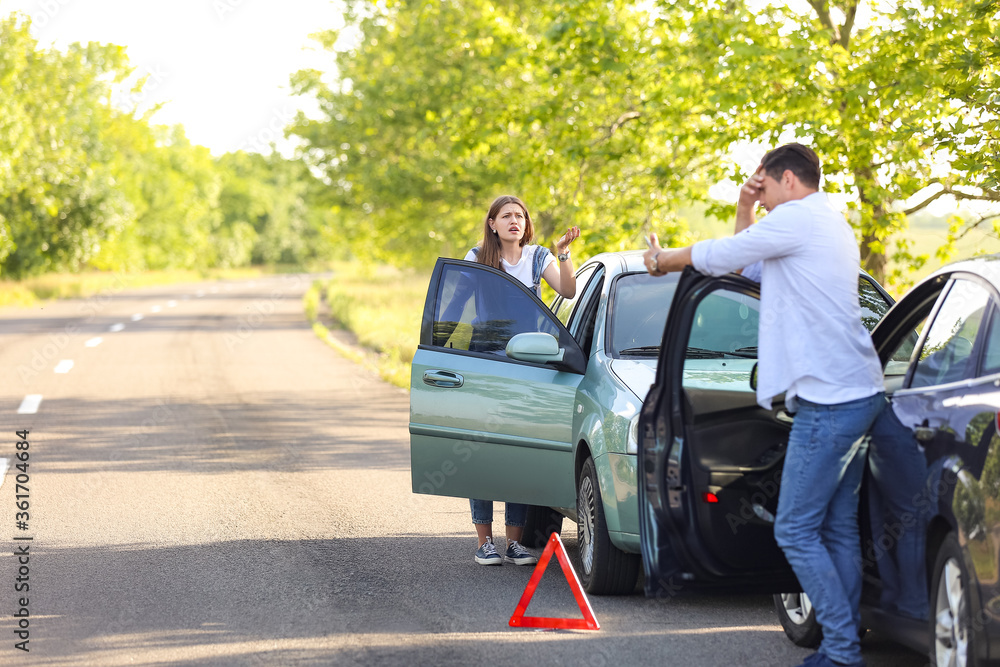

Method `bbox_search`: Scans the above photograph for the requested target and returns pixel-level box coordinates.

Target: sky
[2,0,344,155]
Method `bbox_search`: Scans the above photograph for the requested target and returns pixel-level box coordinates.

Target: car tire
[930,533,978,667]
[520,505,564,549]
[576,456,640,595]
[774,592,822,648]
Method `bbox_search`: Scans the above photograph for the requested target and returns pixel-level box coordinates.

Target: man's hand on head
[735,165,765,234]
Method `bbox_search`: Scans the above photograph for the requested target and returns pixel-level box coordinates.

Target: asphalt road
[0,275,927,666]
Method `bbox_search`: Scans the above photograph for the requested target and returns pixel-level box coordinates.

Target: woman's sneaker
[504,540,538,565]
[475,537,502,565]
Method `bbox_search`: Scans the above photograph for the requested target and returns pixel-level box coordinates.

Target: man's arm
[735,171,764,235]
[644,241,692,275]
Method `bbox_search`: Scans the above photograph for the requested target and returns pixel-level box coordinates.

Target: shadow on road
[0,535,926,666]
[33,393,411,474]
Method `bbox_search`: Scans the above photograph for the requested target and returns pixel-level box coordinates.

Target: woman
[463,194,580,565]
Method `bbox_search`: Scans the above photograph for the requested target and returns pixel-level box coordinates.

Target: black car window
[611,273,680,357]
[859,275,892,332]
[982,304,1000,376]
[910,279,991,388]
[432,262,560,356]
[554,264,597,327]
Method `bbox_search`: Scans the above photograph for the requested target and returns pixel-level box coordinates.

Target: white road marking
[167,300,177,307]
[109,323,125,332]
[54,360,74,374]
[151,305,162,313]
[85,337,103,347]
[0,458,8,491]
[17,395,42,414]
[195,290,205,298]
[131,314,143,322]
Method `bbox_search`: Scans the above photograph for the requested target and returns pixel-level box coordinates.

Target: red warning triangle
[508,532,600,630]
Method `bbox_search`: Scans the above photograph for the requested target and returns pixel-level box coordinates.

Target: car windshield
[611,273,679,357]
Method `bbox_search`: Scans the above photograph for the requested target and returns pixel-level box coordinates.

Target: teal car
[409,251,893,595]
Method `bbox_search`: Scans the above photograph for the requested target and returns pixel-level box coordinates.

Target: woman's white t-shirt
[463,244,555,289]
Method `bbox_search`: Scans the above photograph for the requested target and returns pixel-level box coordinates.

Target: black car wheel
[774,592,822,648]
[576,456,640,595]
[930,534,976,667]
[520,505,564,548]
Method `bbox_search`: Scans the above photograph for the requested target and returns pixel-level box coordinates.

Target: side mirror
[506,332,566,364]
[750,362,758,391]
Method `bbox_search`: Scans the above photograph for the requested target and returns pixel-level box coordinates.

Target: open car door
[638,268,799,594]
[409,258,586,508]
[638,267,896,596]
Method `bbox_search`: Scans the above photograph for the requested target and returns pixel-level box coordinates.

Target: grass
[0,267,276,309]
[306,263,429,390]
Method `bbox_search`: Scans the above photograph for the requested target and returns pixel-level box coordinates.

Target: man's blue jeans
[867,401,931,621]
[774,392,885,665]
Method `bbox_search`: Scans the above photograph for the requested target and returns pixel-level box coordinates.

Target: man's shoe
[504,540,538,565]
[475,537,502,565]
[795,653,865,667]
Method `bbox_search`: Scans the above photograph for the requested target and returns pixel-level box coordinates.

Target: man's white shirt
[691,192,884,410]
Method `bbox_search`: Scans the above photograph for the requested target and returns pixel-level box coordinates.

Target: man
[643,143,884,667]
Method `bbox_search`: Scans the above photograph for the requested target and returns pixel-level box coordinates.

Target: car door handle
[776,409,795,425]
[423,370,464,388]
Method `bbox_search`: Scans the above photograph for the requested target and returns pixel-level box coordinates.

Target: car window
[610,273,680,357]
[570,271,604,355]
[859,275,892,332]
[431,262,561,356]
[554,265,597,327]
[883,318,927,379]
[910,279,991,388]
[681,288,760,391]
[981,304,1000,376]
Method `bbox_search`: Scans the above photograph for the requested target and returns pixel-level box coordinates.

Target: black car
[638,254,1000,665]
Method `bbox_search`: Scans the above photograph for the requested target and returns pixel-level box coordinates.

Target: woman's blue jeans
[773,392,885,665]
[469,499,527,528]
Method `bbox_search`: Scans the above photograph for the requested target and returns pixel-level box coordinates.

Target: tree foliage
[293,0,999,284]
[0,12,333,278]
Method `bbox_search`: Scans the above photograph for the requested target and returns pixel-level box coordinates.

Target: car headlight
[627,414,640,454]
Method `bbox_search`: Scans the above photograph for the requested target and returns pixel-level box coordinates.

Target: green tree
[216,150,325,266]
[290,0,703,267]
[0,14,132,277]
[650,0,1000,284]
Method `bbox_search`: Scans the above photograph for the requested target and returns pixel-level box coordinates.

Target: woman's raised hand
[555,226,581,253]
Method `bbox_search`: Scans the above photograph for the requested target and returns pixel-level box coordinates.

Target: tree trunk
[859,231,886,284]
[853,167,887,285]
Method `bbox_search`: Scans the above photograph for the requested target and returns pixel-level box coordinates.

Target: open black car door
[638,268,799,595]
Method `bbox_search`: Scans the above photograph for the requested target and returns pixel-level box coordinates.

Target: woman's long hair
[473,195,534,270]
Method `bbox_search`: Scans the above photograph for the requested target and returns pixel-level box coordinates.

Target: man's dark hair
[760,143,821,189]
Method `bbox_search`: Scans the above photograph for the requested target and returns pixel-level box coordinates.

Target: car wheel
[576,456,640,595]
[930,534,977,667]
[774,592,822,648]
[520,505,564,548]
